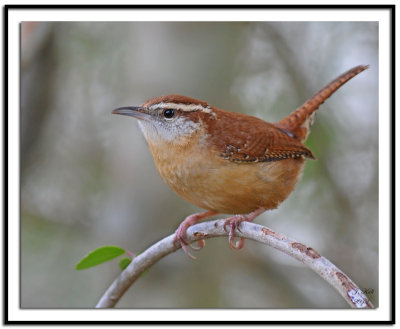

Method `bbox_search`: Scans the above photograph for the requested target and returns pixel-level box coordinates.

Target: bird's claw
[224,215,247,250]
[174,224,199,259]
[174,211,217,259]
[223,208,266,250]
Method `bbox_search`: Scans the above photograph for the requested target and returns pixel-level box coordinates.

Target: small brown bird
[112,65,368,258]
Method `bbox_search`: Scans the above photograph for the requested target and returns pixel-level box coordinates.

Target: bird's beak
[112,106,149,121]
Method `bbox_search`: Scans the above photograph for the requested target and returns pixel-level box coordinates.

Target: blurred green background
[21,21,378,308]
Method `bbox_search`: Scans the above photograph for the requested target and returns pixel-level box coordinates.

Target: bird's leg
[224,207,266,250]
[175,211,218,259]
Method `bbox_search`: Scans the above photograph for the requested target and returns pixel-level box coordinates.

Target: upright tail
[275,65,369,142]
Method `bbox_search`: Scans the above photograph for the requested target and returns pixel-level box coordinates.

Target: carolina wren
[112,65,368,258]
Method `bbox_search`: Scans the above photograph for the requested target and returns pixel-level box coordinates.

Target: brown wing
[207,108,315,163]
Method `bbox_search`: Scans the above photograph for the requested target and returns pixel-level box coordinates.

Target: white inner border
[7,6,391,323]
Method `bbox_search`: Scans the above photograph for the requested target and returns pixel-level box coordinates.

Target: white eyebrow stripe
[149,102,213,113]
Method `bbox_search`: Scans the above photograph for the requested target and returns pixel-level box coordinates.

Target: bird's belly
[156,153,305,214]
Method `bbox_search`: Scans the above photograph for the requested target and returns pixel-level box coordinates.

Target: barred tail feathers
[276,65,369,142]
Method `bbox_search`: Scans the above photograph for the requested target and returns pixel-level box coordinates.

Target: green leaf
[76,246,125,270]
[119,257,132,270]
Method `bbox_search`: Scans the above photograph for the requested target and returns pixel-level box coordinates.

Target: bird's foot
[223,207,266,250]
[175,211,218,259]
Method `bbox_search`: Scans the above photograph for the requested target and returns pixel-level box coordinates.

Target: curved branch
[95,219,374,309]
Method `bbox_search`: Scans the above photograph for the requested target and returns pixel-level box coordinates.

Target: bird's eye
[162,108,176,119]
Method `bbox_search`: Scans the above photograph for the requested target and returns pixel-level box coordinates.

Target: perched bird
[112,65,368,258]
